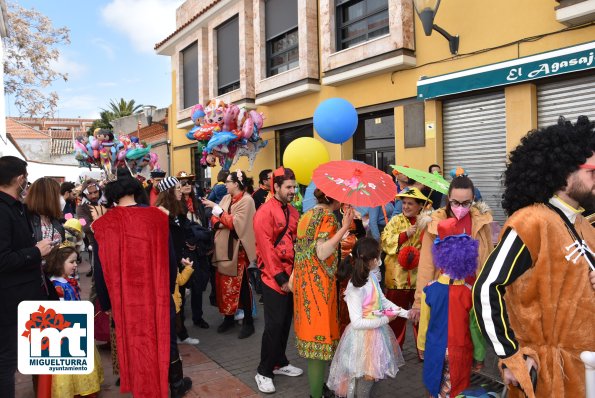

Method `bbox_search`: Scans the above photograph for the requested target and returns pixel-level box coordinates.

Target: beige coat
[413,203,494,309]
[212,192,257,276]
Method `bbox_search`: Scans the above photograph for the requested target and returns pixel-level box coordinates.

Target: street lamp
[413,0,459,55]
[143,105,157,126]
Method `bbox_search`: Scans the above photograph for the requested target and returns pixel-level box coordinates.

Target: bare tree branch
[4,2,70,117]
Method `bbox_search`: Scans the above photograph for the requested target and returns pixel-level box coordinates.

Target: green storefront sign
[417,41,595,99]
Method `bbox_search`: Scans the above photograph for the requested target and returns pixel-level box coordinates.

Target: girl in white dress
[328,237,410,397]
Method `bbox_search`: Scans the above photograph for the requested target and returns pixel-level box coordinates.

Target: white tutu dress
[327,273,408,397]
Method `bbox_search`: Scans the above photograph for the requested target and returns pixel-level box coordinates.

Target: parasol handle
[422,188,434,210]
[381,205,389,225]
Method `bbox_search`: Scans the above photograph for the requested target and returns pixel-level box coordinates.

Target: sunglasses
[180,180,193,186]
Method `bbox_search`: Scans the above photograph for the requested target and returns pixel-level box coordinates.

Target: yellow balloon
[283,137,330,185]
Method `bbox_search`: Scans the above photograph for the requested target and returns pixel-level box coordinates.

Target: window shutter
[217,16,240,89]
[182,42,199,109]
[265,0,298,40]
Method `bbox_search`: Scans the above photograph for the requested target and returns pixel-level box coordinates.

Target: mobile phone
[51,239,61,247]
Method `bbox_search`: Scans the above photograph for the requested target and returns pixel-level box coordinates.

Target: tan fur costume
[501,204,595,397]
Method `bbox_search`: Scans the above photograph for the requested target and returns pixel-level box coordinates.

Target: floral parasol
[312,160,397,207]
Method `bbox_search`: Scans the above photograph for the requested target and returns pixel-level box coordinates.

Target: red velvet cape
[93,206,170,397]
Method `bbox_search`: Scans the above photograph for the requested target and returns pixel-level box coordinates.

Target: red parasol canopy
[312,160,397,207]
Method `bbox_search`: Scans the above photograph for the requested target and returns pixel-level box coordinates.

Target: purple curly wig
[431,234,479,280]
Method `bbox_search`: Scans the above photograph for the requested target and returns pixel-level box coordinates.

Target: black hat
[151,169,167,178]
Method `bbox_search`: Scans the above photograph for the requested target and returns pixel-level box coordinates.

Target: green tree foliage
[102,98,143,119]
[87,110,113,135]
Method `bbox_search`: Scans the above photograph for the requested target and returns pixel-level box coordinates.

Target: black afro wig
[502,115,595,216]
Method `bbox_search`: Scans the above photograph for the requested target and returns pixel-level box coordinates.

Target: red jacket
[253,197,299,294]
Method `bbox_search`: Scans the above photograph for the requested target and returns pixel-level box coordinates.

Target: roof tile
[6,118,50,139]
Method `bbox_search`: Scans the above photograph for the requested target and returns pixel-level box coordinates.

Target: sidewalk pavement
[16,255,501,397]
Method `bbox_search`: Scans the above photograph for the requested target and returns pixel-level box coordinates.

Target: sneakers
[273,364,303,377]
[255,373,275,393]
[177,337,200,345]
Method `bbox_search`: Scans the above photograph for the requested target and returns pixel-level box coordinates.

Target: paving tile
[192,375,255,397]
[14,253,504,398]
[183,366,232,384]
[179,343,213,365]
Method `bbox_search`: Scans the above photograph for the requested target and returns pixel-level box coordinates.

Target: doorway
[353,110,395,173]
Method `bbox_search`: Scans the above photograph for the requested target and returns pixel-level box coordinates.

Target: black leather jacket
[29,213,65,243]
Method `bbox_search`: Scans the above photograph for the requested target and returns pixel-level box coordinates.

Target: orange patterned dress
[293,207,340,360]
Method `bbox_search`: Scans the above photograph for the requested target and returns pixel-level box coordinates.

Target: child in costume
[417,219,485,398]
[328,238,409,398]
[45,246,104,398]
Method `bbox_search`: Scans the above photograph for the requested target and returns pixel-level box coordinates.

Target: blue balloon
[206,131,237,152]
[313,98,358,144]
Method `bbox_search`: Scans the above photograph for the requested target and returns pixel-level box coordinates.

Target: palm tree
[87,110,114,135]
[102,98,143,119]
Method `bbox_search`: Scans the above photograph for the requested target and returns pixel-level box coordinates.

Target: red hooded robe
[93,206,170,398]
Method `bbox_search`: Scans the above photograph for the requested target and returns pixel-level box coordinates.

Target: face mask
[18,177,28,199]
[452,206,470,220]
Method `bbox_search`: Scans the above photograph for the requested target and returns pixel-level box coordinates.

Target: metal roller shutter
[443,92,507,225]
[537,75,595,128]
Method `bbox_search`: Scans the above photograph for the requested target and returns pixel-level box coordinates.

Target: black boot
[217,315,235,333]
[323,383,335,398]
[238,322,254,339]
[169,357,192,398]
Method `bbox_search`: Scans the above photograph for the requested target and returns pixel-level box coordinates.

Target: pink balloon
[242,119,254,139]
[249,111,264,130]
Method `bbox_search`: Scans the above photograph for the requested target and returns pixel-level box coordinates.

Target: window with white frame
[265,0,299,77]
[335,0,389,50]
[181,42,199,109]
[217,16,240,95]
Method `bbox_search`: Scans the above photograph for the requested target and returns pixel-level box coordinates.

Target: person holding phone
[0,156,56,398]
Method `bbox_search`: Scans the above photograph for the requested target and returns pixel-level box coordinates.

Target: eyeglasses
[225,179,233,183]
[449,199,473,208]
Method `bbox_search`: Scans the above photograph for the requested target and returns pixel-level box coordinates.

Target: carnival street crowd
[1,115,595,398]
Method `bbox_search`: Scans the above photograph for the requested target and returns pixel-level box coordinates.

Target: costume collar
[437,274,466,285]
[549,195,584,224]
[50,276,68,283]
[231,192,244,203]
